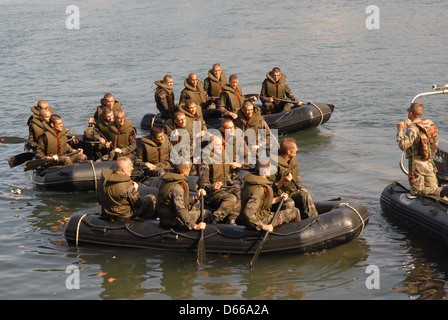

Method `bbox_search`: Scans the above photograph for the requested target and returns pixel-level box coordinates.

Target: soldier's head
[242,101,254,119]
[173,163,191,177]
[102,106,114,123]
[229,74,238,90]
[39,108,51,123]
[221,118,235,137]
[408,103,424,120]
[255,159,271,176]
[116,157,133,177]
[163,75,173,88]
[49,114,63,133]
[150,126,165,145]
[102,93,115,107]
[280,138,298,160]
[212,63,222,79]
[185,99,198,116]
[114,109,125,128]
[188,73,198,87]
[37,100,50,111]
[270,67,282,82]
[173,111,187,129]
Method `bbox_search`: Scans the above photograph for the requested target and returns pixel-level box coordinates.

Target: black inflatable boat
[64,198,369,255]
[380,181,448,248]
[140,102,335,135]
[29,160,142,191]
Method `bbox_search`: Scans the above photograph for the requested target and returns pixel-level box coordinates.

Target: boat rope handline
[89,160,98,191]
[267,109,292,126]
[336,203,365,238]
[308,101,324,126]
[271,218,320,236]
[76,213,88,247]
[123,219,320,240]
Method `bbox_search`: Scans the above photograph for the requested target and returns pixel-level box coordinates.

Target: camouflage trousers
[56,153,87,166]
[290,190,318,219]
[409,159,442,196]
[205,187,241,222]
[132,194,157,220]
[264,198,301,227]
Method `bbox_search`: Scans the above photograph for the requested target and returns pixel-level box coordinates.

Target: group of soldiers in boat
[25,65,317,234]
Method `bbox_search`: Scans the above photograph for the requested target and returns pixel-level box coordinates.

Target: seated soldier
[27,108,51,151]
[237,160,300,233]
[154,75,176,119]
[271,138,318,219]
[156,163,213,231]
[260,67,302,114]
[97,157,156,221]
[178,72,208,110]
[135,126,172,177]
[197,131,241,225]
[35,114,87,166]
[104,109,137,161]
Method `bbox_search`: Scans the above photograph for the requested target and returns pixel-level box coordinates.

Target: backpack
[415,120,438,160]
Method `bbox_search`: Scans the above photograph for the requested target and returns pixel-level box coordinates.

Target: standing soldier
[397,102,448,197]
[154,75,176,120]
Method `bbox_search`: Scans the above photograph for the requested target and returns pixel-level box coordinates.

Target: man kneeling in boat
[97,157,156,222]
[236,160,300,233]
[35,114,87,166]
[156,163,213,231]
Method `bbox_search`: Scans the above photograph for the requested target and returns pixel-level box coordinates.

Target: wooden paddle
[197,195,206,266]
[24,151,79,171]
[273,97,302,105]
[0,136,28,144]
[7,152,35,168]
[249,197,285,270]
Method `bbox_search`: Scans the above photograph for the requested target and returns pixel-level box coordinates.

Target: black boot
[440,186,448,198]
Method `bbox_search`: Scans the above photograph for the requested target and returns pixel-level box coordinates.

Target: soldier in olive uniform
[156,163,212,231]
[271,138,318,219]
[93,93,122,122]
[105,109,137,161]
[197,130,241,225]
[154,75,176,120]
[260,67,302,114]
[97,157,156,221]
[204,63,227,109]
[237,160,300,233]
[27,100,54,127]
[35,114,87,166]
[178,73,208,110]
[397,103,448,197]
[135,126,172,177]
[27,108,51,151]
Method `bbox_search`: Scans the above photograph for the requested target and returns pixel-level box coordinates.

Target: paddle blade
[7,152,34,168]
[0,136,27,144]
[24,158,48,171]
[197,232,206,265]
